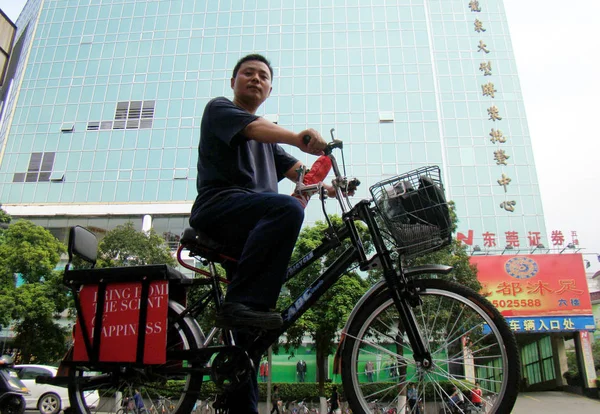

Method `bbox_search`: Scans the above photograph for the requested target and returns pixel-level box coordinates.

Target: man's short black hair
[232,54,274,80]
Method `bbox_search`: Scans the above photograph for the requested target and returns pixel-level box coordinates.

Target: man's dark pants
[190,191,304,412]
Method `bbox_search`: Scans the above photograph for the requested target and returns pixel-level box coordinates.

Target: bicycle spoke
[341,280,519,414]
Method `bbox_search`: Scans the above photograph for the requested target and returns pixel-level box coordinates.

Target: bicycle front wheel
[67,300,204,414]
[341,278,519,414]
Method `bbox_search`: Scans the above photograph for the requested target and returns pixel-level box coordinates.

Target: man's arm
[284,161,304,182]
[243,117,326,155]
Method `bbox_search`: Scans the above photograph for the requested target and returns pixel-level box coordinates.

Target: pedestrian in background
[328,385,340,414]
[270,385,281,414]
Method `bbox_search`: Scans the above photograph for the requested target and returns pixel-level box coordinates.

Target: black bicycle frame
[248,198,430,366]
[180,151,431,366]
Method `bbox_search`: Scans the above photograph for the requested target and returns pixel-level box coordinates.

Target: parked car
[13,364,97,414]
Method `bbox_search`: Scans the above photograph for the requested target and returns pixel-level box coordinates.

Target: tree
[12,277,71,363]
[0,205,11,225]
[566,340,600,378]
[278,216,372,396]
[97,222,176,267]
[0,220,69,363]
[0,220,65,285]
[368,201,480,291]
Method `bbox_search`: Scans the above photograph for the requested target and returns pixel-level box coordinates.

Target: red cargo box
[73,280,169,364]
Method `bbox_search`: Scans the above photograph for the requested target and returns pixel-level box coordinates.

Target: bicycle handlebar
[302,134,343,156]
[296,134,359,218]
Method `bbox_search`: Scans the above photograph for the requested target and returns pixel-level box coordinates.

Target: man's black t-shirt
[192,97,298,212]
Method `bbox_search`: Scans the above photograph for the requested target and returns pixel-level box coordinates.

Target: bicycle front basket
[369,166,452,257]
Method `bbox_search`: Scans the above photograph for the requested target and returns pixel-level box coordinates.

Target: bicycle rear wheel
[341,278,519,414]
[67,300,204,414]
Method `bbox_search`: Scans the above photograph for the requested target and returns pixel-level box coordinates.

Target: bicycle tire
[340,278,519,414]
[67,300,204,414]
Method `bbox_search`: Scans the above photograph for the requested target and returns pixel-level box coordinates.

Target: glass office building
[0,0,547,250]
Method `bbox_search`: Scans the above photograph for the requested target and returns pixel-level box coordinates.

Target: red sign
[73,281,169,364]
[470,254,592,317]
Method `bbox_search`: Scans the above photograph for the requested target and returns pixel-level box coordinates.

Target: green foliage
[97,222,176,268]
[404,201,480,291]
[0,206,11,224]
[278,216,371,395]
[408,239,481,292]
[0,219,69,363]
[257,382,331,403]
[566,340,600,382]
[0,220,65,285]
[13,318,70,364]
[366,201,480,292]
[196,381,333,402]
[194,380,474,402]
[0,289,16,328]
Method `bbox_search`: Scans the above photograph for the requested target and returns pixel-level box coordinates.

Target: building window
[379,111,394,122]
[520,337,555,387]
[13,152,56,183]
[173,169,188,179]
[60,122,75,132]
[113,100,154,130]
[87,100,155,131]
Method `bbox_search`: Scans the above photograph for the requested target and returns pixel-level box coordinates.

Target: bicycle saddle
[180,227,239,264]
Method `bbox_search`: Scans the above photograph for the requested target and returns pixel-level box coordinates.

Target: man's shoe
[215,302,283,330]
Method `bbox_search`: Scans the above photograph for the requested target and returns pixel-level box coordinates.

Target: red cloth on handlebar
[292,155,332,208]
[304,155,332,185]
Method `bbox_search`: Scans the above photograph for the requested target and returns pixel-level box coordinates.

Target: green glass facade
[0,0,546,250]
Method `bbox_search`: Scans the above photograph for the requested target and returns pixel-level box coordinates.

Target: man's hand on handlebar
[298,129,327,155]
[323,183,337,198]
[323,182,357,198]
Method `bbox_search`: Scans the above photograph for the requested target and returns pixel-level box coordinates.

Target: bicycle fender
[404,264,453,277]
[332,264,453,373]
[169,300,205,348]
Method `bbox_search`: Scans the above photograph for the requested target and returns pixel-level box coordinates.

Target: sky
[2,0,599,271]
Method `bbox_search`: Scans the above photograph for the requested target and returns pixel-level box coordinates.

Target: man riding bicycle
[189,53,328,414]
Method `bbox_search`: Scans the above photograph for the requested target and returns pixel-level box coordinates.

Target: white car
[14,364,97,414]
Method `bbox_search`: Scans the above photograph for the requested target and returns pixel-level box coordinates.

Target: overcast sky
[3,1,599,271]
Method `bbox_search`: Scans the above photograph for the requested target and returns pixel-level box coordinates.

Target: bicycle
[295,399,319,414]
[58,132,519,414]
[148,396,174,414]
[339,400,352,414]
[282,400,296,414]
[368,399,396,414]
[283,400,309,414]
[192,395,215,414]
[115,396,146,414]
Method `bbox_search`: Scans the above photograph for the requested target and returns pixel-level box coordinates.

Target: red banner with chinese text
[73,281,169,364]
[470,254,592,317]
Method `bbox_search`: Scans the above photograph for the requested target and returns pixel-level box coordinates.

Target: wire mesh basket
[369,166,452,258]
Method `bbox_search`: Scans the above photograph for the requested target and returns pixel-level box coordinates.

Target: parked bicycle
[282,400,296,414]
[56,132,519,414]
[282,400,308,414]
[339,400,353,414]
[148,396,174,414]
[192,395,215,414]
[116,396,145,414]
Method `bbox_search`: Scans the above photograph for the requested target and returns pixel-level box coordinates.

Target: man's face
[231,60,272,105]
